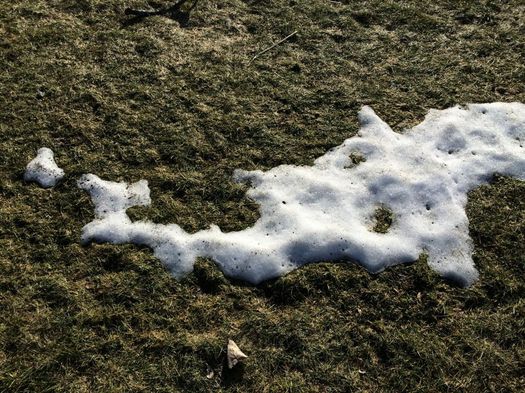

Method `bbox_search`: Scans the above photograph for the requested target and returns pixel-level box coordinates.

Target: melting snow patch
[25,147,65,188]
[78,103,525,286]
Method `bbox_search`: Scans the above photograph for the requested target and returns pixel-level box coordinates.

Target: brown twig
[249,31,298,64]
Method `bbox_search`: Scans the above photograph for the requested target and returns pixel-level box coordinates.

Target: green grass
[1,0,524,391]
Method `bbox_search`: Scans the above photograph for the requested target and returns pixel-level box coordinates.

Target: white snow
[24,147,65,188]
[77,103,525,286]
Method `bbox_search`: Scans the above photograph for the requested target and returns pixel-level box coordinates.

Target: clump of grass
[372,205,394,233]
[344,151,366,168]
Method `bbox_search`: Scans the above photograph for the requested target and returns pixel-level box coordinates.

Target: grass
[0,0,524,391]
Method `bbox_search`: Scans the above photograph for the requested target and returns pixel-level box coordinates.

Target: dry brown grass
[1,0,524,391]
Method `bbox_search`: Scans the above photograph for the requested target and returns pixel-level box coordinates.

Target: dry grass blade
[249,30,298,64]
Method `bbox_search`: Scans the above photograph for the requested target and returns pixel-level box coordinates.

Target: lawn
[0,0,524,391]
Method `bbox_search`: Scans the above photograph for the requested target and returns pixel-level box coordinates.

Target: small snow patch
[24,147,64,188]
[77,103,525,286]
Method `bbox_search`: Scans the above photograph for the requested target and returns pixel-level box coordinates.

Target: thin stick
[249,31,298,64]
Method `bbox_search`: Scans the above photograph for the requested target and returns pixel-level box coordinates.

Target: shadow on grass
[122,0,199,28]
